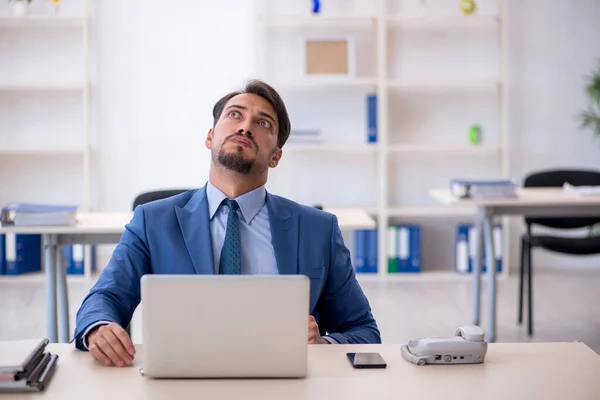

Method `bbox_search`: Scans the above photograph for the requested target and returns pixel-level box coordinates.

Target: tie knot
[224,198,239,212]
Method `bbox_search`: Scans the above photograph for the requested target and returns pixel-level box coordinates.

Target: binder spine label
[456,226,469,273]
[5,233,16,271]
[73,245,84,262]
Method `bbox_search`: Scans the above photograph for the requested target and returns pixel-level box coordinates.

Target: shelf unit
[0,2,92,209]
[254,0,509,281]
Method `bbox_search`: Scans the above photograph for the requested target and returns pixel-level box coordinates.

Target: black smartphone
[346,352,387,369]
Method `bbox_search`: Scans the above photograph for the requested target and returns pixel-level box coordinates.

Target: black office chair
[132,189,192,210]
[518,169,600,336]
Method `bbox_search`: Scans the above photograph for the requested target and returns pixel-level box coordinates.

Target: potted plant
[579,59,600,235]
[9,0,33,17]
[580,59,600,142]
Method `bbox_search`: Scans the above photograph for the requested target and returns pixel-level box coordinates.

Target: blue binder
[63,245,97,275]
[366,94,377,143]
[4,234,42,275]
[353,230,367,273]
[0,234,5,275]
[365,229,378,273]
[409,225,422,273]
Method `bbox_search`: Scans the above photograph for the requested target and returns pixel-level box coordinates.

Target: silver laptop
[139,274,310,378]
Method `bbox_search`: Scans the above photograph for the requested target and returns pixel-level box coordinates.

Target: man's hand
[87,323,135,367]
[308,316,329,344]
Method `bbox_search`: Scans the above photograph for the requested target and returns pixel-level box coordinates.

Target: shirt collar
[206,181,266,224]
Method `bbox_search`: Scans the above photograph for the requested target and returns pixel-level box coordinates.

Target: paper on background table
[563,182,600,196]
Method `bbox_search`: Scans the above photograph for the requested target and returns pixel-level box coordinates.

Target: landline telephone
[400,325,488,365]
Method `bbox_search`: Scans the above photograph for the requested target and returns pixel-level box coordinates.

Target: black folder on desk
[0,338,59,392]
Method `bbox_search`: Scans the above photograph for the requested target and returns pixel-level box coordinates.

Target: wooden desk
[430,188,600,342]
[12,343,600,400]
[0,209,375,344]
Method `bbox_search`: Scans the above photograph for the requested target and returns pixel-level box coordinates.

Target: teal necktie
[219,199,241,275]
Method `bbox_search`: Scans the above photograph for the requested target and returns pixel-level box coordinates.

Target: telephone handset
[400,325,488,365]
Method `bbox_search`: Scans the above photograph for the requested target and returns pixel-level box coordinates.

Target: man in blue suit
[74,79,381,367]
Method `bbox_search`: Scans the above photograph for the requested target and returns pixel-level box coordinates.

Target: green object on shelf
[468,124,482,144]
[459,0,476,15]
[388,258,399,274]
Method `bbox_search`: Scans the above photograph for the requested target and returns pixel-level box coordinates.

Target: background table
[10,342,600,400]
[430,187,600,342]
[0,209,376,343]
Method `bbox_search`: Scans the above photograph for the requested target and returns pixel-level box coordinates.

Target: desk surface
[431,187,600,207]
[0,208,375,235]
[12,342,600,400]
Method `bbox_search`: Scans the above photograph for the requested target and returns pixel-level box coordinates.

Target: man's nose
[236,127,253,137]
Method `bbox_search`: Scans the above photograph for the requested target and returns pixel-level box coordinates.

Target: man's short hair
[212,79,291,148]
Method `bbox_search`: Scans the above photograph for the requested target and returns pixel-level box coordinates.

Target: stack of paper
[450,179,517,199]
[563,182,600,196]
[0,338,58,392]
[0,203,77,227]
[287,129,322,144]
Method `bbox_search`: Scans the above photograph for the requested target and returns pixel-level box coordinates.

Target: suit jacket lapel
[267,193,298,275]
[175,185,214,275]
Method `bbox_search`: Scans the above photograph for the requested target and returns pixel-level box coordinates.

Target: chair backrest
[524,169,600,229]
[132,189,191,211]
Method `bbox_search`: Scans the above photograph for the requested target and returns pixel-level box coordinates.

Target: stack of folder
[0,236,97,276]
[0,234,42,275]
[455,224,503,274]
[387,225,422,273]
[450,179,516,199]
[1,203,77,227]
[0,338,58,392]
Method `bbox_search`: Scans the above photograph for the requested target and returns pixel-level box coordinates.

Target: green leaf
[580,59,600,139]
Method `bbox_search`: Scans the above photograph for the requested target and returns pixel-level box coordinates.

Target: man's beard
[216,147,254,175]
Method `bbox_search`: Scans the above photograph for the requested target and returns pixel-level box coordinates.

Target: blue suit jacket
[74,187,381,349]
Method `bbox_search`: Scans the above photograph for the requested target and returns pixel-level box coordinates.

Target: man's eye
[259,120,271,129]
[228,111,241,118]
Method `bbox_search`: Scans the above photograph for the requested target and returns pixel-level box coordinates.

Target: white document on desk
[563,182,600,196]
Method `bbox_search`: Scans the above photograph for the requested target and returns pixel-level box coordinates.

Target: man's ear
[205,128,214,150]
[269,148,283,168]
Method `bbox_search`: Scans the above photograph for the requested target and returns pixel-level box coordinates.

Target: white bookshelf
[254,0,509,281]
[0,142,84,155]
[257,15,375,28]
[386,15,499,29]
[387,206,477,218]
[0,1,92,209]
[285,142,379,153]
[272,78,377,90]
[0,15,84,27]
[387,143,500,155]
[386,79,499,92]
[0,82,85,91]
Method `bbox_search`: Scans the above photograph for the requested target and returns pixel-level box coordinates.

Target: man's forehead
[225,93,276,116]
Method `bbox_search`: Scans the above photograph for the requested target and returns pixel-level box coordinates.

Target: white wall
[93,0,256,212]
[506,0,600,269]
